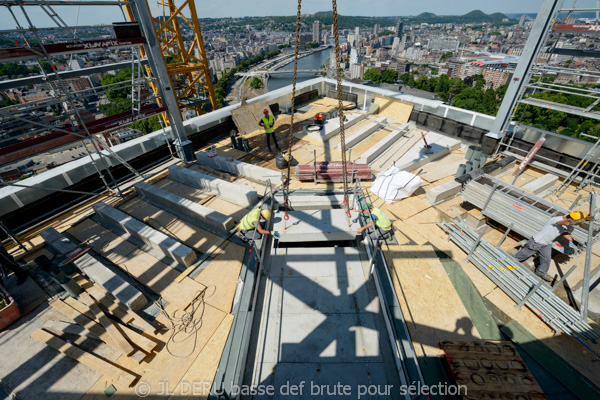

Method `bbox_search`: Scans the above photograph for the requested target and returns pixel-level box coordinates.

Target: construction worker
[258,108,280,153]
[0,243,28,286]
[354,203,393,241]
[237,208,277,242]
[514,211,592,282]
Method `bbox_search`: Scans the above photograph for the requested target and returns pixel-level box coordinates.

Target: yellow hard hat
[570,211,586,220]
[260,209,272,220]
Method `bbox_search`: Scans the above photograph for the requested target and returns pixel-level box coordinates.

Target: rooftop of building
[1,78,600,399]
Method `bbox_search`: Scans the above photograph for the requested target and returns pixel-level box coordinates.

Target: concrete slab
[168,165,258,207]
[93,202,197,267]
[40,228,146,311]
[134,181,234,233]
[338,116,387,151]
[395,131,462,172]
[274,193,345,210]
[425,179,462,205]
[276,275,375,314]
[247,245,401,399]
[271,363,394,400]
[521,173,559,196]
[196,152,282,184]
[261,313,382,363]
[306,113,368,143]
[272,209,359,242]
[357,125,410,164]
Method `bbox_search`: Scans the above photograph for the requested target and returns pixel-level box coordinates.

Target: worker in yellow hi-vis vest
[353,203,393,241]
[237,208,278,242]
[259,108,280,153]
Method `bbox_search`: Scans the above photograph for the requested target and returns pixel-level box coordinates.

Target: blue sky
[2,0,599,30]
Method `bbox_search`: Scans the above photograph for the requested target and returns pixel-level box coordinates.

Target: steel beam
[488,0,561,139]
[0,60,148,91]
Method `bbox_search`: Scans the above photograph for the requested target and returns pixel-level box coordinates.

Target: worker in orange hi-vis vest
[258,108,280,153]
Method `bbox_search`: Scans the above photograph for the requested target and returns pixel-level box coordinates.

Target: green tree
[363,68,382,84]
[381,69,398,84]
[249,77,263,89]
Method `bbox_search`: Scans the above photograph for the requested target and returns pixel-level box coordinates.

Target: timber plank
[50,299,122,352]
[30,329,137,387]
[80,293,135,356]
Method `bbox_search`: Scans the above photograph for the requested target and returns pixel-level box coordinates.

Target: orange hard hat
[263,109,269,113]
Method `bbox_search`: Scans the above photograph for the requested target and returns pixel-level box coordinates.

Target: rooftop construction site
[3,0,600,399]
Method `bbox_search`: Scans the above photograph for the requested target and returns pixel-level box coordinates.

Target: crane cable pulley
[283,0,350,220]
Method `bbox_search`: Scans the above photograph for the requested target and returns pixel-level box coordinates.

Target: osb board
[203,142,247,160]
[68,218,138,265]
[118,198,225,255]
[546,252,600,291]
[419,154,464,183]
[481,228,521,253]
[202,197,249,223]
[385,245,481,357]
[373,129,427,172]
[69,219,205,310]
[389,216,429,245]
[153,179,213,203]
[120,249,206,309]
[168,314,234,398]
[435,196,470,220]
[81,304,228,399]
[350,126,396,160]
[195,242,246,313]
[498,172,537,187]
[373,95,414,123]
[119,197,179,230]
[309,97,355,109]
[231,100,271,135]
[379,195,432,221]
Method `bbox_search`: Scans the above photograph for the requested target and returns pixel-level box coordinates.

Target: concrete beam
[358,126,409,164]
[196,152,282,185]
[339,116,387,151]
[272,209,359,242]
[306,113,368,143]
[274,193,346,210]
[134,182,234,233]
[168,165,258,207]
[426,179,462,205]
[93,202,197,267]
[521,173,558,195]
[40,228,147,311]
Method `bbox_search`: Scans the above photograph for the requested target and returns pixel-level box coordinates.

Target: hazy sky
[2,0,599,30]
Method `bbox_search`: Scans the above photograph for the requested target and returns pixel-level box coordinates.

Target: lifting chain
[283,0,302,222]
[331,0,350,216]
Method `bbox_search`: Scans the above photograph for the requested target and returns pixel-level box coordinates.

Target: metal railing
[353,180,426,400]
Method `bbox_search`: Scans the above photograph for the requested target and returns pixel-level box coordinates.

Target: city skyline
[4,0,600,28]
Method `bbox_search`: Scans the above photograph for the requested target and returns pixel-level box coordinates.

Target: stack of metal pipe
[462,174,596,255]
[439,219,600,358]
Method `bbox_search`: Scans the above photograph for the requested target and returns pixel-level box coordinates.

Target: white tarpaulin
[371,166,423,204]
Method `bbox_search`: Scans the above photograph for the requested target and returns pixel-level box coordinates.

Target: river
[267,48,331,92]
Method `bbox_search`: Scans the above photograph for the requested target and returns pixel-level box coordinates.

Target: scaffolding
[122,0,217,125]
[491,0,600,192]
